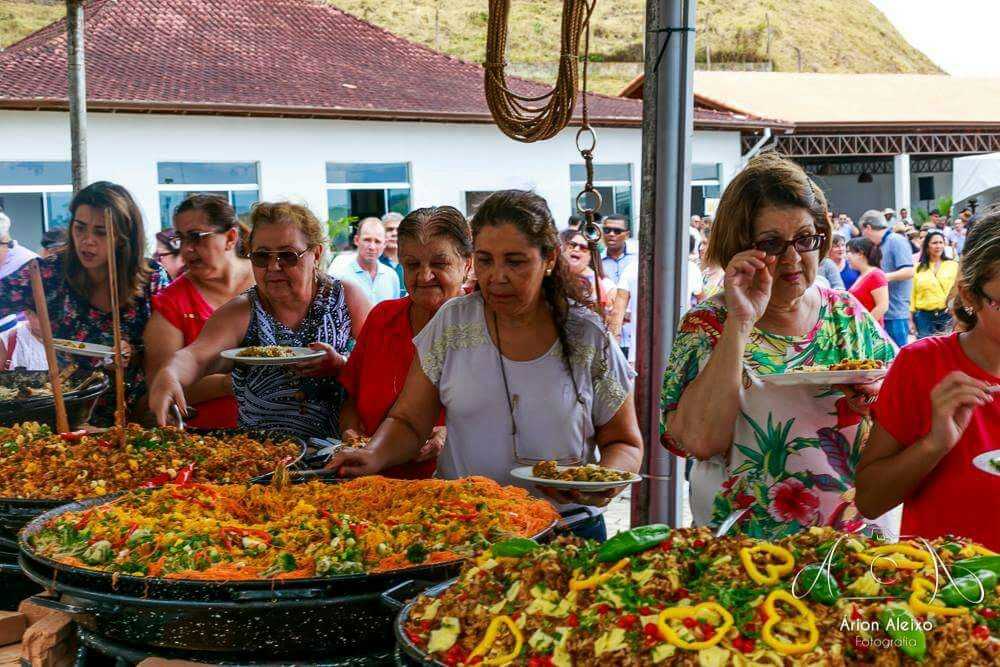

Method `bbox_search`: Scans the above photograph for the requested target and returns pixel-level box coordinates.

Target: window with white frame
[569,163,633,225]
[691,163,722,217]
[0,161,73,252]
[326,162,411,223]
[157,162,260,228]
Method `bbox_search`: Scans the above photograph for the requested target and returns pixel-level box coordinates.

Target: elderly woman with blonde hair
[660,153,897,539]
[149,202,370,438]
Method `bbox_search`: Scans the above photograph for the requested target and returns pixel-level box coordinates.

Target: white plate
[52,339,115,359]
[972,450,1000,477]
[757,368,887,386]
[510,465,641,492]
[220,347,324,365]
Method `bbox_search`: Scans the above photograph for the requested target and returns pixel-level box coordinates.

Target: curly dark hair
[470,190,592,405]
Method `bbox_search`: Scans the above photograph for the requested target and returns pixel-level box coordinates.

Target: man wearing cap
[883,208,896,224]
[0,211,38,280]
[861,209,914,347]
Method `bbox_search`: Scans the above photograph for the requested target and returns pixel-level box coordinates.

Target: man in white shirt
[836,212,858,240]
[330,217,399,306]
[0,211,38,279]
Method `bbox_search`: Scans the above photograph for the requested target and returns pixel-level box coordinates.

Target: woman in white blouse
[329,190,643,540]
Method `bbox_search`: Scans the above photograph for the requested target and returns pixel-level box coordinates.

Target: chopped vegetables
[739,542,795,585]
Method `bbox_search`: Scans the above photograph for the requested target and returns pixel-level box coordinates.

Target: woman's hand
[724,250,775,330]
[324,447,384,477]
[535,485,624,508]
[926,371,995,452]
[834,379,883,416]
[295,342,346,378]
[148,369,186,427]
[415,426,446,462]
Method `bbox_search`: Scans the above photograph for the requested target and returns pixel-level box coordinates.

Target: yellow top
[911,260,959,312]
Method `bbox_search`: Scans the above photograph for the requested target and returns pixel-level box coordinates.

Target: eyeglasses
[248,248,311,269]
[753,233,827,257]
[175,230,221,247]
[153,251,179,263]
[566,241,590,252]
[603,227,627,235]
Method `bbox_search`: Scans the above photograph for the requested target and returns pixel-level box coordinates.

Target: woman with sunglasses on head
[857,214,1000,550]
[328,190,642,541]
[148,202,370,439]
[559,228,617,319]
[0,181,170,425]
[660,153,897,539]
[153,229,186,281]
[911,229,958,339]
[143,195,255,430]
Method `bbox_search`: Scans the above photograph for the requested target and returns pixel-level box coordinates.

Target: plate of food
[220,345,324,365]
[511,460,641,491]
[51,338,114,359]
[757,359,888,386]
[972,449,1000,477]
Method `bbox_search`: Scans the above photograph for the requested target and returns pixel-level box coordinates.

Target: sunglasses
[175,230,222,247]
[249,248,311,269]
[566,241,590,252]
[603,227,627,235]
[753,233,827,257]
[153,251,179,262]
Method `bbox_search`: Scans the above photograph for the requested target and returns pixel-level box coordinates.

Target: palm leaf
[819,427,853,478]
[734,444,763,466]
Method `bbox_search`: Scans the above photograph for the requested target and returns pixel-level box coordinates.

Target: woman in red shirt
[144,195,254,429]
[846,237,889,325]
[857,214,1000,550]
[338,206,472,478]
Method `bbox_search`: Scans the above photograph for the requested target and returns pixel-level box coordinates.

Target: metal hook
[575,188,603,215]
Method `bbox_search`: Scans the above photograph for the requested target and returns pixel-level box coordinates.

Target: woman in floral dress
[0,182,169,426]
[660,154,897,539]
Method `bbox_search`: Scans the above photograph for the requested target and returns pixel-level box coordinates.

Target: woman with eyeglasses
[148,202,370,439]
[660,153,897,539]
[143,195,254,430]
[559,228,617,319]
[857,213,1000,550]
[153,229,186,281]
[327,190,642,541]
[0,181,170,425]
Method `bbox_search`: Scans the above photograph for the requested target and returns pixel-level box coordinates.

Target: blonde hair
[952,210,1000,330]
[247,202,326,255]
[706,152,831,269]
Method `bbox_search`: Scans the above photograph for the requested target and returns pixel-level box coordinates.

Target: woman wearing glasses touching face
[149,201,370,439]
[857,213,1000,550]
[328,190,642,541]
[144,195,255,430]
[661,153,896,539]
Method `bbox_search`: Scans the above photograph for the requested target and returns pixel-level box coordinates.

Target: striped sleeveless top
[231,276,351,439]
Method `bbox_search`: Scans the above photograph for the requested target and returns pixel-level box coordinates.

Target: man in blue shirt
[331,217,400,306]
[599,214,635,284]
[860,209,914,347]
[379,212,406,296]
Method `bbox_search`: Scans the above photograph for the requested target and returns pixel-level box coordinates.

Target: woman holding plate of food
[0,181,169,426]
[148,201,370,439]
[328,190,643,541]
[857,212,1000,550]
[660,153,897,539]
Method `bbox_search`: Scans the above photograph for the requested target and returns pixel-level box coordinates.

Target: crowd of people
[0,151,995,548]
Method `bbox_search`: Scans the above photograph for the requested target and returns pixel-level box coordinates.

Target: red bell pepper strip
[59,430,87,443]
[140,472,172,489]
[112,522,139,549]
[173,464,194,486]
[74,510,93,530]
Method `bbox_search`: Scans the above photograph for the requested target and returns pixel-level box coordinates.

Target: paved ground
[605,481,693,536]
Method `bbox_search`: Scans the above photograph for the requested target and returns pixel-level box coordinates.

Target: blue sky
[869,0,1000,76]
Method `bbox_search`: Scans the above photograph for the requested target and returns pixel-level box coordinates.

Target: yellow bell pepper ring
[855,544,931,571]
[909,577,969,617]
[656,602,734,651]
[761,589,820,656]
[568,557,630,591]
[469,615,524,665]
[740,543,795,585]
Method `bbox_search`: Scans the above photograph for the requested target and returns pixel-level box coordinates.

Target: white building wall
[812,171,954,222]
[0,110,743,249]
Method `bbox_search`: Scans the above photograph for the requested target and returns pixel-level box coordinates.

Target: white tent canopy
[952,152,1000,213]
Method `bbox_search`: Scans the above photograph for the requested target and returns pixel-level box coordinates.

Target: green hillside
[1,0,942,95]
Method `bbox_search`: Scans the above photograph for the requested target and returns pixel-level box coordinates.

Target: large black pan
[0,369,109,430]
[17,490,556,657]
[388,579,456,666]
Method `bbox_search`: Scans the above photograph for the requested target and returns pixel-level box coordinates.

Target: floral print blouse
[0,254,169,426]
[660,287,897,539]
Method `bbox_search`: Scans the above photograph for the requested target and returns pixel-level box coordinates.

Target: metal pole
[66,0,88,193]
[632,0,695,528]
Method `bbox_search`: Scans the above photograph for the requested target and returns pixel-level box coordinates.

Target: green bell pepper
[879,606,926,661]
[797,564,841,605]
[596,524,671,563]
[953,556,1000,578]
[940,570,997,607]
[491,538,540,558]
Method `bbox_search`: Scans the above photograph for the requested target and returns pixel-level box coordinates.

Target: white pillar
[893,154,911,216]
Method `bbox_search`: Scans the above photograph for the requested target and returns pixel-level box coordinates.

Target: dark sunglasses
[249,248,310,269]
[566,241,590,252]
[753,233,827,257]
[603,227,627,235]
[176,230,222,246]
